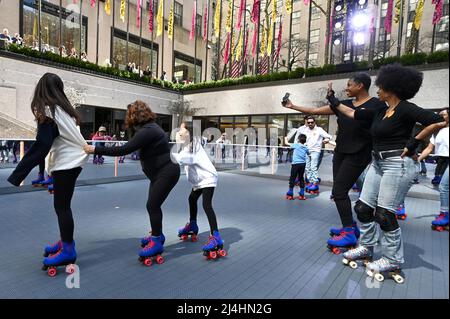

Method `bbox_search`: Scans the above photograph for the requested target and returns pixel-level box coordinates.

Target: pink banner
[137,0,142,28]
[203,4,208,42]
[236,0,246,29]
[190,1,197,40]
[251,0,260,23]
[276,22,282,58]
[304,0,310,5]
[149,0,154,32]
[224,33,231,64]
[252,25,258,57]
[90,0,95,7]
[433,0,444,25]
[384,0,394,33]
[328,7,333,44]
[243,30,249,61]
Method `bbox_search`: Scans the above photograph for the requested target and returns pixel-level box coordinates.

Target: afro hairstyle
[375,64,423,100]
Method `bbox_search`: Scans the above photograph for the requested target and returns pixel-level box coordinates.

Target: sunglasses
[307,121,315,124]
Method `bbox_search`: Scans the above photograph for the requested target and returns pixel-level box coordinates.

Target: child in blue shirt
[286,134,309,200]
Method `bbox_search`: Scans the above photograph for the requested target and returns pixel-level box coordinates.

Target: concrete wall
[0,55,177,127]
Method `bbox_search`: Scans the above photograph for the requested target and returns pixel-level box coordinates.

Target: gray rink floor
[0,172,448,299]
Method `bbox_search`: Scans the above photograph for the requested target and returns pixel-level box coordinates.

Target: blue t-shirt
[291,143,309,164]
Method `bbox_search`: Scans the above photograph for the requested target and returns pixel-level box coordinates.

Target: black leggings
[52,167,82,243]
[146,162,180,236]
[289,163,306,188]
[39,160,45,176]
[188,187,219,233]
[435,156,449,176]
[332,150,371,228]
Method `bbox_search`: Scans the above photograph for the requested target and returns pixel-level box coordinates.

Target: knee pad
[374,207,399,232]
[354,200,375,223]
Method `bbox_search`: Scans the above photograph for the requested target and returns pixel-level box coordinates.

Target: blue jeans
[306,151,321,183]
[358,156,420,264]
[440,166,449,212]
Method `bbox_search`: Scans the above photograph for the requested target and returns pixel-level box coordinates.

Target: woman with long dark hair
[8,73,89,276]
[84,100,180,266]
[326,64,445,283]
[282,73,386,252]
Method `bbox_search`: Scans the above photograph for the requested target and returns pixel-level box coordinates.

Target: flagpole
[37,0,42,52]
[205,0,211,82]
[241,0,247,77]
[255,0,261,75]
[161,2,165,79]
[126,0,130,65]
[271,19,275,73]
[217,0,223,80]
[171,0,175,82]
[79,0,83,56]
[287,0,293,71]
[396,0,404,57]
[431,23,436,53]
[139,0,143,75]
[150,0,154,77]
[194,0,198,83]
[305,0,312,69]
[59,0,62,56]
[228,0,235,78]
[96,1,100,64]
[111,0,115,65]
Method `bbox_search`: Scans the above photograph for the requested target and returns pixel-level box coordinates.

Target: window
[22,0,87,54]
[174,2,183,27]
[112,29,158,71]
[311,6,321,20]
[381,1,389,17]
[309,29,320,44]
[196,14,202,37]
[435,14,449,51]
[409,0,418,12]
[308,53,318,66]
[174,51,202,83]
[291,33,300,40]
[292,11,301,24]
[406,21,413,38]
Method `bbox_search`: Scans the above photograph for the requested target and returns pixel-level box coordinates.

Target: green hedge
[1,43,447,92]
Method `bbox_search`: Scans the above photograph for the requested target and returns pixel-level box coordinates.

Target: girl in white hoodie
[172,126,227,259]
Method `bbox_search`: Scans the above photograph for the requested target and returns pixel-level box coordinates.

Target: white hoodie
[45,105,89,174]
[172,141,218,191]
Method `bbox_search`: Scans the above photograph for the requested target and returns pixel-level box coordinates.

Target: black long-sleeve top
[94,122,174,180]
[8,121,59,186]
[354,100,443,152]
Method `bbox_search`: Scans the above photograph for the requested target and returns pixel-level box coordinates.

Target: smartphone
[281,92,291,106]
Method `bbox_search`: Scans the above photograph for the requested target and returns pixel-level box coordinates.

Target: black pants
[188,187,219,233]
[39,160,45,176]
[52,167,82,243]
[289,163,306,188]
[146,162,180,236]
[435,156,449,176]
[332,149,372,228]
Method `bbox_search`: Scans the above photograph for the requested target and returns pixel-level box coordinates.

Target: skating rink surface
[0,172,448,299]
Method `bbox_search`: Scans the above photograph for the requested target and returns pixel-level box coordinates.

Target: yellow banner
[215,0,221,38]
[235,29,244,61]
[226,0,233,33]
[168,2,174,40]
[394,0,402,24]
[272,0,277,22]
[414,0,425,30]
[157,0,164,37]
[286,0,292,14]
[104,0,111,16]
[260,26,267,56]
[267,24,273,55]
[120,0,126,22]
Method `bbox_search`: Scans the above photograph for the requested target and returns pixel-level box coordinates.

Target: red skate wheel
[144,258,153,266]
[437,226,444,232]
[332,247,341,255]
[156,255,165,264]
[181,234,188,241]
[65,264,76,274]
[47,268,57,277]
[191,235,198,242]
[209,251,217,259]
[219,249,227,257]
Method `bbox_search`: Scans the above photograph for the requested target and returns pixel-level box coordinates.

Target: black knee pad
[354,200,374,223]
[374,207,399,232]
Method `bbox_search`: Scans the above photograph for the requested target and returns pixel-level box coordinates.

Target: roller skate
[202,230,227,260]
[31,173,45,187]
[298,188,306,200]
[42,241,77,277]
[329,222,360,238]
[431,175,442,186]
[139,235,165,267]
[93,156,98,165]
[431,212,449,232]
[43,240,63,257]
[118,156,125,164]
[41,176,53,188]
[366,257,405,284]
[48,184,54,194]
[396,205,407,220]
[342,245,373,269]
[98,156,104,165]
[308,183,320,195]
[305,182,312,193]
[286,188,295,200]
[178,221,199,242]
[141,232,165,247]
[351,183,359,192]
[327,227,357,255]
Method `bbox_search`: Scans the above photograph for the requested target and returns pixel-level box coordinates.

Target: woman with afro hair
[325,64,446,283]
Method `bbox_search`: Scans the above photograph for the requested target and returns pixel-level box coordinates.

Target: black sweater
[94,122,175,180]
[354,101,443,152]
[8,121,59,186]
